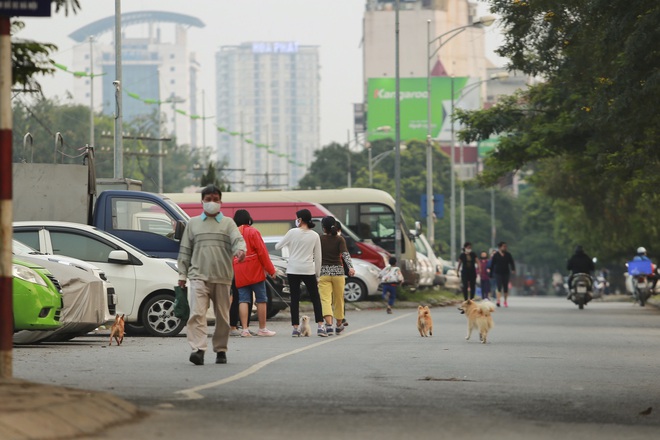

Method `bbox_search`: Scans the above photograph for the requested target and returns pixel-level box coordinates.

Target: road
[13,297,660,439]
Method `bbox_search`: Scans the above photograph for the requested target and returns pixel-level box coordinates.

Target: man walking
[490,241,516,307]
[178,185,246,365]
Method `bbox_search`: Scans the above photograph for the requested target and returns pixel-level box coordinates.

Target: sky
[18,0,505,150]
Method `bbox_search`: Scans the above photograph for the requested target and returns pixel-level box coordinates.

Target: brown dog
[417,305,433,337]
[460,300,495,344]
[108,314,125,346]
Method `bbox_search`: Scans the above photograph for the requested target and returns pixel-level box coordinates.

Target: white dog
[299,315,311,337]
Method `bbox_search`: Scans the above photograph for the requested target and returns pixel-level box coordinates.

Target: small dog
[299,315,311,337]
[417,305,433,337]
[108,314,125,346]
[460,300,495,343]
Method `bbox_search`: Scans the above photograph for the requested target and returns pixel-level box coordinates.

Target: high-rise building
[216,42,320,190]
[68,11,204,149]
[363,0,488,84]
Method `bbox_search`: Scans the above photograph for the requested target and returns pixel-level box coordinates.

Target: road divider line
[175,312,414,400]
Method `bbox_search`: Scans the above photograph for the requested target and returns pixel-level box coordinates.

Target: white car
[13,221,185,337]
[263,236,380,302]
[415,252,435,288]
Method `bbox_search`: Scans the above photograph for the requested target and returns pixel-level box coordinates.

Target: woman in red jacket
[233,210,277,337]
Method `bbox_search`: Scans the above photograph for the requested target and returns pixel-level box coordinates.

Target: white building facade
[215,42,320,190]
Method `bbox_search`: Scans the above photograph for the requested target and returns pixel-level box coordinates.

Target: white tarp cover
[14,256,106,344]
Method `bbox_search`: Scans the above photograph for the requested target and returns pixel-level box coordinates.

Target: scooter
[631,275,652,307]
[593,274,609,299]
[568,273,593,310]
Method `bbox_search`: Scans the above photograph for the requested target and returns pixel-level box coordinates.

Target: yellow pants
[318,275,345,320]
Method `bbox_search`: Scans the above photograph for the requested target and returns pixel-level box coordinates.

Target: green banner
[366,77,468,142]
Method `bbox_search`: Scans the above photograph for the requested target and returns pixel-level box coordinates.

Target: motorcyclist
[632,247,657,291]
[566,245,595,299]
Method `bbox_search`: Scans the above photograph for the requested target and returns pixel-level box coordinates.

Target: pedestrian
[275,209,325,337]
[490,241,516,307]
[478,250,492,300]
[336,221,350,327]
[457,242,479,301]
[319,216,355,336]
[177,185,246,366]
[378,257,403,314]
[233,209,277,337]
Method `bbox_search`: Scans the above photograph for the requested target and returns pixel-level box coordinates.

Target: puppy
[108,314,125,346]
[460,300,495,344]
[417,305,433,337]
[299,315,311,337]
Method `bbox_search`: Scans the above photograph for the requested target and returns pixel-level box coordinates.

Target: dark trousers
[481,279,491,299]
[462,273,477,300]
[382,284,397,306]
[287,274,323,326]
[230,281,251,328]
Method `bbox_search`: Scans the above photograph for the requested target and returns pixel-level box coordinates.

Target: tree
[456,0,660,261]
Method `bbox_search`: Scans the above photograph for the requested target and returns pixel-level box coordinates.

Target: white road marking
[175,312,414,400]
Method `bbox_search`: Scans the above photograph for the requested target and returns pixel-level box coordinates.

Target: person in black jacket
[490,242,516,307]
[567,245,595,298]
[457,242,479,301]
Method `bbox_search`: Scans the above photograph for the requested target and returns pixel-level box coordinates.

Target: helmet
[637,246,647,254]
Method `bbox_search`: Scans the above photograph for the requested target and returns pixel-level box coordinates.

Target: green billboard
[366,77,468,142]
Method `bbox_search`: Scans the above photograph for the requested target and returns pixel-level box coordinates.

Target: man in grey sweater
[178,185,246,365]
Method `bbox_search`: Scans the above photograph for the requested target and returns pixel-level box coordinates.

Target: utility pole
[89,36,95,150]
[113,0,123,179]
[347,129,352,188]
[394,0,402,263]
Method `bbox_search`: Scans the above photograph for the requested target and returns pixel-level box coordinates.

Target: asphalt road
[13,296,660,439]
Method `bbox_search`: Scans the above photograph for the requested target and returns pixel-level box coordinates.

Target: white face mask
[203,201,221,215]
[465,248,472,253]
[295,219,301,227]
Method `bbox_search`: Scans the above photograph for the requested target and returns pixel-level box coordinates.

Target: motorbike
[593,274,609,299]
[568,273,593,309]
[631,275,652,307]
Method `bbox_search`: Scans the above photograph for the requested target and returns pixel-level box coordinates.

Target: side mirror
[108,250,130,264]
[414,221,422,235]
[174,220,186,240]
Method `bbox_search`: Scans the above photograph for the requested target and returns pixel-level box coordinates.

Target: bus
[165,188,418,286]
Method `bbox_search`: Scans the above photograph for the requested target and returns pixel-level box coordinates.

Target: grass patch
[365,286,460,307]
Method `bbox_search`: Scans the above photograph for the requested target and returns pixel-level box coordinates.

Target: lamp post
[453,72,509,247]
[394,0,402,263]
[427,15,495,259]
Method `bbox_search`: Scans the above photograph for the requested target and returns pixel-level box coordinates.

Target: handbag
[173,285,190,320]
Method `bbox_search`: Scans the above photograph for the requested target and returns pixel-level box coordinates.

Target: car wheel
[141,293,186,337]
[344,278,367,302]
[124,323,147,336]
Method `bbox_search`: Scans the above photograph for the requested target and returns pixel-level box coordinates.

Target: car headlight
[166,261,179,272]
[13,264,48,287]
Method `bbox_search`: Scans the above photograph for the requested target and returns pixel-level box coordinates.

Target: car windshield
[12,239,41,255]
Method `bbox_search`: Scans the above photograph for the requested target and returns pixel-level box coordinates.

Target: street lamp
[426,15,496,259]
[454,72,509,247]
[394,0,402,263]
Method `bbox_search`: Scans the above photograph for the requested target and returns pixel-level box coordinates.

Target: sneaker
[496,302,501,307]
[215,352,227,364]
[189,349,204,366]
[257,328,276,337]
[291,328,301,337]
[249,329,258,336]
[240,329,252,337]
[335,324,345,335]
[341,319,349,327]
[386,306,393,314]
[229,328,241,337]
[317,326,327,337]
[325,324,334,336]
[504,301,508,308]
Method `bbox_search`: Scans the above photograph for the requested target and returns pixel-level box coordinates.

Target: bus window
[251,221,294,237]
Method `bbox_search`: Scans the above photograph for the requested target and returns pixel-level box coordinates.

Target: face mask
[203,201,221,215]
[295,219,302,227]
[465,248,472,253]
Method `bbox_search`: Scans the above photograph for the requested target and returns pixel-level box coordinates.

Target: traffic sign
[0,1,51,17]
[420,194,444,219]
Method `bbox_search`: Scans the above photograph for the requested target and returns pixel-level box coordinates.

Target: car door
[16,226,139,318]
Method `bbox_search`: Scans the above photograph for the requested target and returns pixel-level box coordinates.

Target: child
[378,257,404,314]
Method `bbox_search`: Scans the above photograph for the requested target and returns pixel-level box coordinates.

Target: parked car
[13,239,116,324]
[263,236,380,302]
[415,252,435,288]
[13,221,185,337]
[410,231,446,287]
[13,255,107,344]
[13,258,63,331]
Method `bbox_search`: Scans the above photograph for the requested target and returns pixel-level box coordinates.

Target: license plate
[577,286,587,293]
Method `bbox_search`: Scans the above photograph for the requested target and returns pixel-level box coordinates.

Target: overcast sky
[19,0,504,149]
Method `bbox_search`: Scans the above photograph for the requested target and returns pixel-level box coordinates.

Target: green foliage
[456,0,660,262]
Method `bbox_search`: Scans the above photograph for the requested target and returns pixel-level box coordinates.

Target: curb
[0,378,140,440]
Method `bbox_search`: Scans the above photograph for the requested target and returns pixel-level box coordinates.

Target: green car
[13,258,63,331]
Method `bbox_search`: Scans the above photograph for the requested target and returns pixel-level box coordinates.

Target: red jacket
[233,225,276,288]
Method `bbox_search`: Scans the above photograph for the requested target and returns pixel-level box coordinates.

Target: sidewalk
[0,377,140,440]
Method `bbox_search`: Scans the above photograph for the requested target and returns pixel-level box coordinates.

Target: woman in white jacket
[276,209,325,337]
